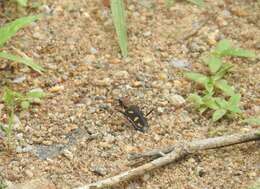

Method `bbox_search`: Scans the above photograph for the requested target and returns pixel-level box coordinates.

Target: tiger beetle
[118,98,153,132]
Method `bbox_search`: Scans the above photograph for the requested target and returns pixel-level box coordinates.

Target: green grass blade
[16,0,28,7]
[212,109,227,122]
[0,51,44,73]
[0,15,41,47]
[110,0,128,58]
[186,0,204,7]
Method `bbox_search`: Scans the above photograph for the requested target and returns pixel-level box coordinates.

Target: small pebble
[63,149,74,160]
[90,165,107,176]
[24,169,34,178]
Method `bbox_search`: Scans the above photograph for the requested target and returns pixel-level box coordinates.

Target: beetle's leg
[145,108,154,117]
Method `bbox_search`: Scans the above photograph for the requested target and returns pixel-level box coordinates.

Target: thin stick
[75,130,260,189]
[129,129,259,160]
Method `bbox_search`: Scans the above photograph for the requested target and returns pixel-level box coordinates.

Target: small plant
[0,15,44,73]
[0,87,45,148]
[110,0,128,58]
[185,39,255,122]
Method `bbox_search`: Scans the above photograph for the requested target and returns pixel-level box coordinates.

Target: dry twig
[75,130,260,189]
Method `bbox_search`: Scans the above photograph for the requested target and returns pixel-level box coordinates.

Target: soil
[0,0,259,189]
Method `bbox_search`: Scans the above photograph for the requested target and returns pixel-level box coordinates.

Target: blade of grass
[0,51,44,73]
[186,0,204,6]
[0,15,41,47]
[110,0,128,58]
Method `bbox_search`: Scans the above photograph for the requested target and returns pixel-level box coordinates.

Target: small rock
[63,149,74,160]
[143,56,153,64]
[25,169,34,178]
[143,173,150,181]
[169,58,190,69]
[83,55,96,64]
[90,165,107,176]
[168,94,186,106]
[104,134,115,144]
[90,47,98,54]
[109,58,121,64]
[157,107,164,113]
[94,78,113,86]
[216,16,228,27]
[207,30,219,45]
[132,81,143,87]
[15,133,23,140]
[40,5,53,14]
[196,166,206,177]
[13,114,21,130]
[114,70,129,79]
[153,134,161,142]
[12,75,26,83]
[42,140,53,145]
[222,9,231,17]
[143,31,151,37]
[158,72,168,81]
[16,145,34,153]
[32,32,45,40]
[64,124,78,133]
[48,85,64,93]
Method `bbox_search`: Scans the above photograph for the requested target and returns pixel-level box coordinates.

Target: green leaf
[199,106,207,114]
[242,117,260,126]
[212,63,233,81]
[0,51,44,73]
[2,88,14,107]
[227,94,241,113]
[228,93,241,107]
[188,93,203,107]
[215,97,228,109]
[2,87,20,108]
[212,109,227,122]
[0,15,41,47]
[222,48,256,58]
[110,0,128,58]
[27,88,45,98]
[205,78,214,93]
[26,88,45,102]
[204,55,222,73]
[215,79,235,96]
[214,39,231,55]
[21,101,30,109]
[203,97,219,110]
[16,0,28,7]
[184,72,209,86]
[186,0,204,7]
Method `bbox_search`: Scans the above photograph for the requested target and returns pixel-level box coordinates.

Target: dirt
[0,0,259,189]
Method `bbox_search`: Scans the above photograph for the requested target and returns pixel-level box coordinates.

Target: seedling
[0,15,44,73]
[110,0,128,58]
[185,39,255,122]
[0,87,45,148]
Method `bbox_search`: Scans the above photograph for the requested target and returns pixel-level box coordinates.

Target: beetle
[118,98,153,132]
